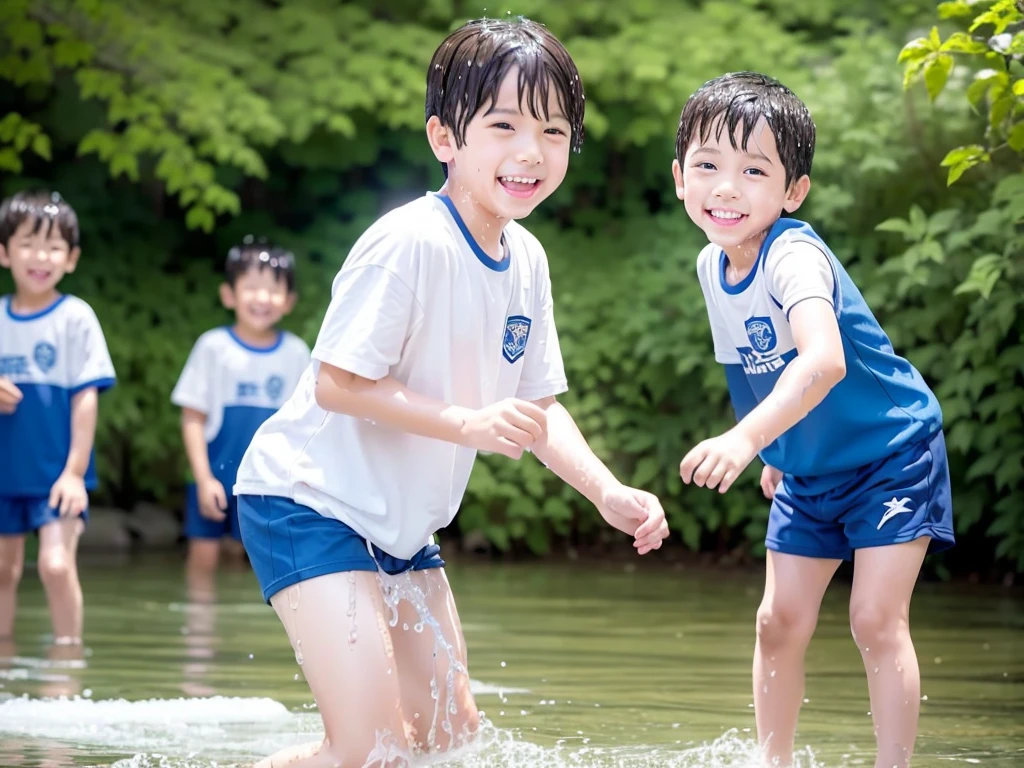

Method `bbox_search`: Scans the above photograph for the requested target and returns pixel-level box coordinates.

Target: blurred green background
[1,0,1021,577]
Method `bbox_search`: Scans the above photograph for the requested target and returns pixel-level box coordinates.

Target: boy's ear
[283,291,297,315]
[219,282,236,310]
[64,246,81,274]
[783,175,811,213]
[671,159,685,201]
[426,115,456,167]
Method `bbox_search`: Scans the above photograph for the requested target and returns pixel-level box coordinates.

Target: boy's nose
[712,181,741,200]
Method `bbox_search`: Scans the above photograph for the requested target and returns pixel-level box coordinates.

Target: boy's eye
[694,162,716,171]
[491,122,514,130]
[745,168,767,176]
[545,127,567,136]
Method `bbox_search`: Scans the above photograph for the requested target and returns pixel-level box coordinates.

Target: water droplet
[294,673,299,681]
[770,670,776,678]
[83,688,93,698]
[500,661,506,668]
[248,653,254,659]
[874,666,879,674]
[762,685,769,694]
[921,695,929,701]
[934,657,943,665]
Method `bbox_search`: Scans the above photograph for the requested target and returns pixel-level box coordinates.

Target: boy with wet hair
[171,236,309,591]
[0,190,116,644]
[234,17,669,768]
[673,72,954,768]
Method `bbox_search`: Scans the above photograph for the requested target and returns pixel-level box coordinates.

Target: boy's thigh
[838,431,955,554]
[269,570,410,762]
[0,497,89,536]
[386,568,478,751]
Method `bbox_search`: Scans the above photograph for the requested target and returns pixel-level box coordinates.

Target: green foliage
[0,0,1018,573]
[887,0,1024,570]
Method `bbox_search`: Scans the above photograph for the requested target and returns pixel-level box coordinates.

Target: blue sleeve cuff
[71,377,116,395]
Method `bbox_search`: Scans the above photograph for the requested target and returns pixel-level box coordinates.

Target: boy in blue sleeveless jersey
[171,238,309,589]
[673,73,954,768]
[0,191,116,644]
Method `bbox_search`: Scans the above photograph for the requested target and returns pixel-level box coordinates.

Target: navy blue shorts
[237,494,445,604]
[184,483,241,541]
[767,430,955,561]
[0,497,89,535]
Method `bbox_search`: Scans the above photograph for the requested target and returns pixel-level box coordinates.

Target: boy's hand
[599,484,669,555]
[680,427,759,494]
[49,471,88,517]
[0,378,23,414]
[760,465,783,500]
[461,398,547,459]
[197,477,228,521]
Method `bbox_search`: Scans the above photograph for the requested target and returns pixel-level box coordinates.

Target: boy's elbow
[823,355,846,386]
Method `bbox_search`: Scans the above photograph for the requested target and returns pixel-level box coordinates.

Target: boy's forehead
[689,114,779,158]
[482,71,568,120]
[233,263,290,287]
[11,216,71,245]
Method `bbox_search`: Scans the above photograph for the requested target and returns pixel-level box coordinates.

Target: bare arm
[530,396,669,553]
[48,386,98,516]
[64,387,99,477]
[313,362,545,459]
[681,298,847,492]
[181,407,214,482]
[734,299,846,450]
[181,407,227,520]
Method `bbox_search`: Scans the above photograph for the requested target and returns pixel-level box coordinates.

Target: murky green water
[0,555,1020,767]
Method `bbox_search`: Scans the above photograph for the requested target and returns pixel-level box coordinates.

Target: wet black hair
[675,72,815,187]
[225,235,296,291]
[425,17,586,159]
[0,190,80,249]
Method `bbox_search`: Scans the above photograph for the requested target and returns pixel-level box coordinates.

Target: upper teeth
[502,176,538,184]
[711,210,742,219]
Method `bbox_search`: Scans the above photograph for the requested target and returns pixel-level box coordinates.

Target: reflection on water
[0,556,1020,767]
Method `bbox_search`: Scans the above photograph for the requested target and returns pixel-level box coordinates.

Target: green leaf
[0,147,21,172]
[1014,79,1024,97]
[940,32,989,54]
[924,54,954,101]
[875,217,911,236]
[30,131,50,160]
[1008,121,1024,153]
[929,26,942,49]
[940,144,990,185]
[937,1,973,19]
[897,37,935,64]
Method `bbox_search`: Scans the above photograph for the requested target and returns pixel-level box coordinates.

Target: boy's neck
[721,232,768,286]
[232,322,279,348]
[441,182,508,261]
[11,288,61,316]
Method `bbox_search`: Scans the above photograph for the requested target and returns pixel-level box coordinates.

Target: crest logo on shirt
[737,316,786,375]
[33,342,57,373]
[265,375,285,401]
[744,317,777,353]
[502,315,532,364]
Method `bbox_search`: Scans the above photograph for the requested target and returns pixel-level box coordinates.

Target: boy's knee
[849,601,906,650]
[37,552,73,585]
[756,600,816,648]
[0,560,22,589]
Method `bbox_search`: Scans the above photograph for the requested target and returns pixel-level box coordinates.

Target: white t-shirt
[0,294,116,495]
[171,327,310,489]
[234,193,568,558]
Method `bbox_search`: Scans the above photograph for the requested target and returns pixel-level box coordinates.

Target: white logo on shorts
[878,497,913,530]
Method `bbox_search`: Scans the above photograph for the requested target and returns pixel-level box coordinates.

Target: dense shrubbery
[1,0,1019,574]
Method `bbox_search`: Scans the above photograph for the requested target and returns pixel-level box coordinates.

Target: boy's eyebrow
[487,107,570,122]
[692,145,774,164]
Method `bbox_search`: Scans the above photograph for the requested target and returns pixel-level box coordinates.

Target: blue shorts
[0,497,90,536]
[237,495,445,604]
[767,430,955,561]
[185,483,241,541]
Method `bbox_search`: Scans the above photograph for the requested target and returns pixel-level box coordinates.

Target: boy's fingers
[679,444,707,484]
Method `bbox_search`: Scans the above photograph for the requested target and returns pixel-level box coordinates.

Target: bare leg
[36,518,84,643]
[386,569,479,756]
[754,551,841,767]
[850,538,929,768]
[186,538,220,602]
[255,571,410,768]
[0,536,25,638]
